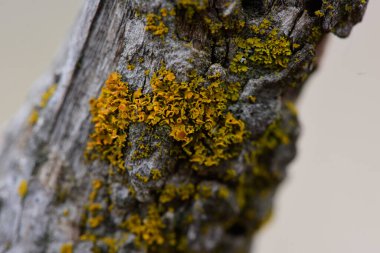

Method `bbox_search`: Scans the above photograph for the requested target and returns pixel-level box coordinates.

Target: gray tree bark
[0,1,367,253]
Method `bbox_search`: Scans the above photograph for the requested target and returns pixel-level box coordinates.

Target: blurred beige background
[0,1,379,252]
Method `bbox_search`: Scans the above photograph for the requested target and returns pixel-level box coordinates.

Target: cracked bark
[0,1,367,253]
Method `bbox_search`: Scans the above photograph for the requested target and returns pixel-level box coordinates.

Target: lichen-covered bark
[0,1,367,253]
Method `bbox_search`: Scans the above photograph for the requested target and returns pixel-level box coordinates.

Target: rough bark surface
[0,1,367,253]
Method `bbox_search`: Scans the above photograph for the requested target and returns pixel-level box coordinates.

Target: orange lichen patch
[170,124,191,143]
[120,205,165,246]
[85,73,132,171]
[147,68,245,167]
[60,243,73,253]
[92,179,103,190]
[145,13,169,37]
[18,179,28,199]
[86,67,246,170]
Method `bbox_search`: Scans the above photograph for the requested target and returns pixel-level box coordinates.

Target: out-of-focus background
[0,1,379,252]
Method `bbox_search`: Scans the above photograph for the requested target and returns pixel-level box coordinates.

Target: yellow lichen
[120,205,165,246]
[40,84,57,108]
[224,168,237,181]
[28,109,39,125]
[86,67,245,170]
[145,13,169,37]
[60,243,73,253]
[197,184,212,199]
[177,183,195,200]
[102,237,117,253]
[150,169,162,180]
[176,0,208,19]
[18,179,28,199]
[127,64,135,71]
[285,101,298,116]
[80,233,97,242]
[136,173,149,183]
[230,19,293,73]
[248,120,290,184]
[88,203,103,213]
[89,179,103,202]
[88,215,105,228]
[160,183,196,203]
[160,184,177,203]
[28,84,57,126]
[217,186,230,199]
[314,10,325,17]
[248,96,257,103]
[63,209,70,217]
